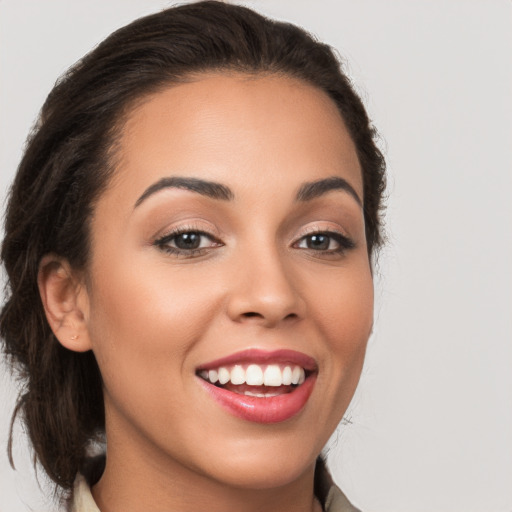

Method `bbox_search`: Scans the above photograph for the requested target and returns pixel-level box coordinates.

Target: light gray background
[1,1,511,511]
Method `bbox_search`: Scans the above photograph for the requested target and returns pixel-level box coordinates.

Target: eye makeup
[293,229,355,255]
[153,223,356,261]
[154,224,223,258]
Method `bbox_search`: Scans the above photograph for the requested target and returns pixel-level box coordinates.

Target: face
[81,73,373,489]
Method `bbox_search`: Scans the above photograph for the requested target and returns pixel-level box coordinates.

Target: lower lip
[198,375,317,423]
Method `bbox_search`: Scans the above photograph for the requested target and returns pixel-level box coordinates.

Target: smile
[196,349,318,423]
[199,363,306,391]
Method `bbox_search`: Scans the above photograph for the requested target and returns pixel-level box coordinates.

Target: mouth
[196,349,318,423]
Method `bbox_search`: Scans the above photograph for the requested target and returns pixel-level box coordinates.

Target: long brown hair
[1,0,386,495]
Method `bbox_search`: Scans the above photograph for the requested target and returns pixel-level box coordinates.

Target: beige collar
[71,474,100,512]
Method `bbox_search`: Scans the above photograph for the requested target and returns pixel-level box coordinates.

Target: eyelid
[291,223,356,254]
[152,219,224,256]
[293,222,351,241]
[152,219,221,242]
[156,229,220,246]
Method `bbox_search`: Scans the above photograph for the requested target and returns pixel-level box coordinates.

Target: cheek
[84,257,222,396]
[310,263,374,391]
[314,264,373,349]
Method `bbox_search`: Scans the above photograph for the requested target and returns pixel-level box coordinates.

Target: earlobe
[38,254,92,352]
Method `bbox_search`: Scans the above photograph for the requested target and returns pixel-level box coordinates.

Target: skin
[39,73,373,512]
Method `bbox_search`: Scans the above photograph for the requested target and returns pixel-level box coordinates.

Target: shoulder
[70,455,104,512]
[324,484,362,512]
[70,474,100,512]
[315,457,362,512]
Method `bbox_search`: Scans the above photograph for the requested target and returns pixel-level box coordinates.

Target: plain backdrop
[1,1,511,511]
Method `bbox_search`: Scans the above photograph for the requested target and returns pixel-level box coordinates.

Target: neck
[92,419,323,512]
[93,457,321,512]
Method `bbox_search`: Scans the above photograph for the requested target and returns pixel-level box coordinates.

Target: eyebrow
[296,176,362,206]
[135,176,234,207]
[134,175,361,208]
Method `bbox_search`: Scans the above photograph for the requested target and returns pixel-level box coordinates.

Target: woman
[1,2,385,511]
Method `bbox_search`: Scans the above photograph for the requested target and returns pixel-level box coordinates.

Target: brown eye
[174,232,202,250]
[154,229,222,256]
[305,234,330,250]
[297,233,339,251]
[295,231,355,254]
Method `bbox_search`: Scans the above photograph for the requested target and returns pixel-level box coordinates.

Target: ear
[38,254,92,352]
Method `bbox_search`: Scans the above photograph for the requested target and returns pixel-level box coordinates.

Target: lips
[196,349,317,423]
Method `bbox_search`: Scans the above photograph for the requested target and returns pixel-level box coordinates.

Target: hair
[1,0,385,495]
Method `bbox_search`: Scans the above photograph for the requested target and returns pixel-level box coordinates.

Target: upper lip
[196,348,318,372]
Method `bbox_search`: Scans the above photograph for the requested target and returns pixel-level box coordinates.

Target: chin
[190,434,322,490]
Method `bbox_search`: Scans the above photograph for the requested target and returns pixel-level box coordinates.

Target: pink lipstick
[196,349,317,423]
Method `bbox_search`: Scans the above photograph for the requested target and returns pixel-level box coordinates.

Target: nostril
[243,312,262,318]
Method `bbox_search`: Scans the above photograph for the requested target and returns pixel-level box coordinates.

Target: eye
[172,232,207,250]
[154,229,222,256]
[294,231,355,254]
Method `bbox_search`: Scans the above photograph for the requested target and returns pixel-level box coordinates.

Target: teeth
[244,390,281,397]
[263,364,282,386]
[291,366,301,385]
[244,390,266,397]
[282,366,292,385]
[218,367,230,385]
[200,363,308,388]
[230,365,245,385]
[246,364,264,385]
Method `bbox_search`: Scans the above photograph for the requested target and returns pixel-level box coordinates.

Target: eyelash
[154,227,222,258]
[153,227,355,258]
[293,229,355,256]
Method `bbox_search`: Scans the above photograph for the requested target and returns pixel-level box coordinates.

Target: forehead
[108,73,362,204]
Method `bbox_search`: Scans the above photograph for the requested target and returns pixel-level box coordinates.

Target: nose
[226,245,305,328]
